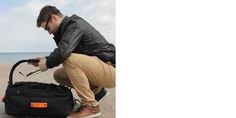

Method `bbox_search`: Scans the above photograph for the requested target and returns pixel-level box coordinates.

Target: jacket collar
[53,16,69,36]
[53,16,70,44]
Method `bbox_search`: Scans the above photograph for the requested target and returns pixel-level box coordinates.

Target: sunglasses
[45,16,51,31]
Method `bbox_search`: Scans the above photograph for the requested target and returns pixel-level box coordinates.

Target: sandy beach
[0,63,115,118]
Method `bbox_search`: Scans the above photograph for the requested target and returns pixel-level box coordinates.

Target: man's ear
[51,15,59,22]
[51,15,56,22]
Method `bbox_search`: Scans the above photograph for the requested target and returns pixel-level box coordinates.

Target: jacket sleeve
[46,22,83,68]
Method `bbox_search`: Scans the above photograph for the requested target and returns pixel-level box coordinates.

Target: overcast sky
[0,0,115,52]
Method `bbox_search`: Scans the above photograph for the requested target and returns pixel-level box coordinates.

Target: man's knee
[53,68,67,83]
[53,69,60,79]
[53,70,61,84]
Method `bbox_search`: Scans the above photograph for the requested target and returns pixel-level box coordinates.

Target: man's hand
[28,57,40,67]
[38,57,48,72]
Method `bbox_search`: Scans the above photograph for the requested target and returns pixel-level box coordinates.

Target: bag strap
[9,59,39,86]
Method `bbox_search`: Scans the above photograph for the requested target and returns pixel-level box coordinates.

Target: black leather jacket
[46,15,115,68]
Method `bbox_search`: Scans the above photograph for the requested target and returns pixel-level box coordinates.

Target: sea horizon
[0,52,50,64]
[0,52,50,53]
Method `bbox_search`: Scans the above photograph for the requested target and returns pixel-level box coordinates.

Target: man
[33,5,115,118]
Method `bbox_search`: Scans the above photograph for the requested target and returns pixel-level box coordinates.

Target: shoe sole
[81,112,102,118]
[97,88,110,103]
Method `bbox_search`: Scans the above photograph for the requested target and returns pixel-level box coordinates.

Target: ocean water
[0,52,50,64]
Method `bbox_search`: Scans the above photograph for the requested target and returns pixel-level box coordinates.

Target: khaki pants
[53,53,116,106]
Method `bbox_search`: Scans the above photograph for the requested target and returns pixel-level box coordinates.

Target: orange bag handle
[30,102,48,108]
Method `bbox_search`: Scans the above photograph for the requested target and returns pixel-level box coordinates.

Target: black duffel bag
[3,59,75,117]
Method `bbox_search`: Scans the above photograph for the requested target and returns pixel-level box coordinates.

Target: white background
[117,0,236,117]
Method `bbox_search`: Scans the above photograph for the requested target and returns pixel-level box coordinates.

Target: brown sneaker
[67,105,101,118]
